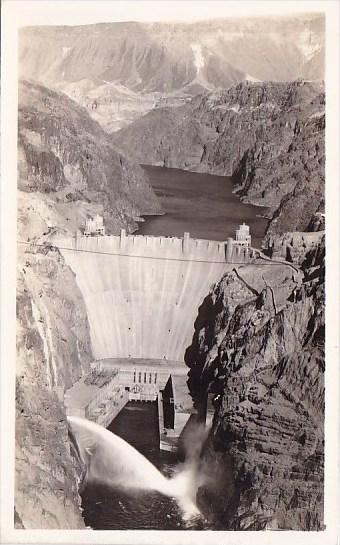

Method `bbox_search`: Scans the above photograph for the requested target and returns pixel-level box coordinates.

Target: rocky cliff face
[264,229,325,265]
[186,239,325,530]
[18,80,161,238]
[16,244,92,528]
[15,80,161,528]
[115,80,325,235]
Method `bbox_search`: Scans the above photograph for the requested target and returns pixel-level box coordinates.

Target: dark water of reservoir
[140,165,268,248]
[81,402,211,530]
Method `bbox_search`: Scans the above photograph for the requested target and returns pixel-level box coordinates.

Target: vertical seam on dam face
[57,234,236,362]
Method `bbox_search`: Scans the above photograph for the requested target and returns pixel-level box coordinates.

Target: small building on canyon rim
[84,214,105,236]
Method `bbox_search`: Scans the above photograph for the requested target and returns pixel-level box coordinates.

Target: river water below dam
[81,402,211,530]
[140,165,268,247]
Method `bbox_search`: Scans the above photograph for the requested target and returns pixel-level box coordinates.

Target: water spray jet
[67,416,201,520]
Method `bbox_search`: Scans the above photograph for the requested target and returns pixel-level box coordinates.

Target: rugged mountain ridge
[114,80,325,235]
[19,15,324,131]
[20,15,324,94]
[186,237,325,529]
[18,79,161,239]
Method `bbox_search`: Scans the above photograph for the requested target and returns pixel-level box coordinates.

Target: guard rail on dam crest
[72,229,258,263]
[55,231,258,362]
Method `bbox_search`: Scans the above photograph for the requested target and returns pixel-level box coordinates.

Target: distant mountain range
[20,14,325,93]
[19,14,324,131]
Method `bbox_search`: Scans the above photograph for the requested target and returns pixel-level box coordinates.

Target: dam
[56,229,257,361]
[58,228,258,447]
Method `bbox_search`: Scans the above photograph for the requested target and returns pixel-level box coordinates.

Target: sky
[2,0,328,27]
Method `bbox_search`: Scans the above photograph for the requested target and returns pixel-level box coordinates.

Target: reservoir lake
[140,165,268,247]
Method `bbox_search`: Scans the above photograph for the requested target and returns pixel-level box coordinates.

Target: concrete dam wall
[56,232,237,361]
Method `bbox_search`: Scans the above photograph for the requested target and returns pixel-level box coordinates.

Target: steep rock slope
[15,80,161,528]
[18,79,161,239]
[185,239,325,529]
[16,244,92,528]
[265,229,325,265]
[114,80,325,235]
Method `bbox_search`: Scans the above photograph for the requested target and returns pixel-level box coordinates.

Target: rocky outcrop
[18,79,161,238]
[264,230,325,265]
[114,80,324,235]
[307,212,325,232]
[16,243,93,528]
[186,239,324,530]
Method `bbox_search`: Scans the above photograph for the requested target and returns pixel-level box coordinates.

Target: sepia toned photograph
[1,1,339,543]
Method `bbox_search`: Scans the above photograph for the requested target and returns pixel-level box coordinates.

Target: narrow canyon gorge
[15,15,325,531]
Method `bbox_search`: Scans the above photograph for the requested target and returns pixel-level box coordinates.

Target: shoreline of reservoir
[139,165,269,248]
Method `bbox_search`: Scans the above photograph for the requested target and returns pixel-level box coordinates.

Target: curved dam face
[57,232,234,361]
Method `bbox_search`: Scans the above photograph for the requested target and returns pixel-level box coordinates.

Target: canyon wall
[114,80,325,236]
[18,79,161,239]
[16,244,93,528]
[265,229,325,265]
[186,237,325,530]
[15,80,161,528]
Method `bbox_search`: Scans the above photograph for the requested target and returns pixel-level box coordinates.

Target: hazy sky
[5,0,327,27]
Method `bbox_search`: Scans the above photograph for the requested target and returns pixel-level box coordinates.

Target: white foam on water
[68,415,201,519]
